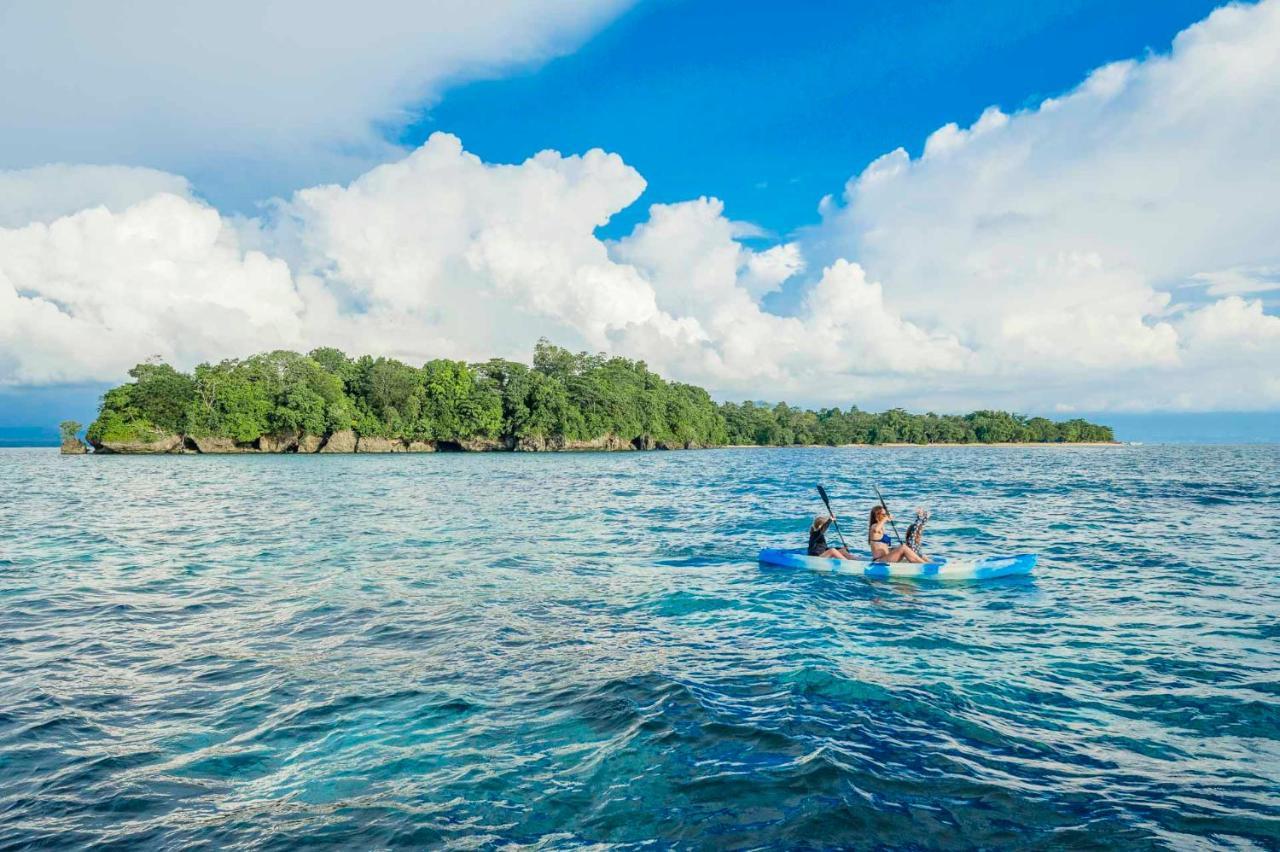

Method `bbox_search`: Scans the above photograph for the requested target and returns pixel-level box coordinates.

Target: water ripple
[0,445,1278,848]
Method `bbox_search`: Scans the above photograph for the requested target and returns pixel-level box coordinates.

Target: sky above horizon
[1,0,1278,434]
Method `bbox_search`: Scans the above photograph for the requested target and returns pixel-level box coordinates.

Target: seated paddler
[808,514,854,560]
[868,505,926,564]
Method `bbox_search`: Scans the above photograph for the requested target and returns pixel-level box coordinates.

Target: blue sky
[0,0,1277,440]
[408,0,1222,239]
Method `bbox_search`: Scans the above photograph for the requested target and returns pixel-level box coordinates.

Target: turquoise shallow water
[1,445,1278,849]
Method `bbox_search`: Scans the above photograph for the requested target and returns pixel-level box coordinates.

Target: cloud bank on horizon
[1,0,1278,412]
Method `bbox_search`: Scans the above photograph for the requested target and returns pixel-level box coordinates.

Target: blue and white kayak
[757,548,1037,580]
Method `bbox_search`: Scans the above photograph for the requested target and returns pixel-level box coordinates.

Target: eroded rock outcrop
[60,438,87,455]
[191,436,259,453]
[356,436,407,453]
[258,433,295,453]
[95,433,186,454]
[457,437,506,452]
[565,434,632,451]
[319,430,357,453]
[512,434,646,452]
[406,440,436,452]
[296,434,324,453]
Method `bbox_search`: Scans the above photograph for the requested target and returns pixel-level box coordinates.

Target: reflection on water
[1,445,1277,848]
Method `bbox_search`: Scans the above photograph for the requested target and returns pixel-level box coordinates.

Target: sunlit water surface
[1,446,1277,849]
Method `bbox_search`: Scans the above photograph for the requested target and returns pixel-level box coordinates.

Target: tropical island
[71,340,1114,454]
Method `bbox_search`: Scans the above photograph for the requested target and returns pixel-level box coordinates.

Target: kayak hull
[758,547,1037,580]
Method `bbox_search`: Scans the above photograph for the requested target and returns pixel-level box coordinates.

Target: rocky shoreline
[63,431,1121,454]
[75,429,705,454]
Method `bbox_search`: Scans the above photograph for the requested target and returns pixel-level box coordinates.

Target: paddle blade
[817,484,834,513]
[815,484,849,548]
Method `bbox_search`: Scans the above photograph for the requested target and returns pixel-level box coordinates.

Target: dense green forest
[84,340,1114,451]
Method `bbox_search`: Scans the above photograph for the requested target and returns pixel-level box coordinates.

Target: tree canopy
[86,340,1114,448]
[717,402,1114,446]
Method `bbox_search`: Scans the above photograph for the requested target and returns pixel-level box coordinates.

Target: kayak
[757,547,1037,580]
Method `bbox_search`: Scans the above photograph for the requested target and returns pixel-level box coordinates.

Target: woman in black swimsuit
[808,515,854,560]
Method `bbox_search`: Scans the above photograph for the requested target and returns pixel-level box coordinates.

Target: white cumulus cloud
[805,0,1280,409]
[608,198,965,394]
[0,0,631,208]
[0,164,192,228]
[1,0,1279,414]
[0,134,962,400]
[0,194,300,385]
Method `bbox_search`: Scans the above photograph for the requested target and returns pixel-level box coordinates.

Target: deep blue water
[1,445,1277,849]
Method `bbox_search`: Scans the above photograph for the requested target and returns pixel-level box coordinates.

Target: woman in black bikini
[808,515,854,560]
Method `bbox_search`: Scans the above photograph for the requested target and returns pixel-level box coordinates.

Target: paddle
[816,484,850,551]
[870,483,903,545]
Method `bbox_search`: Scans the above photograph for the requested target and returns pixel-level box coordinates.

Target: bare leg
[883,544,927,564]
[819,548,855,561]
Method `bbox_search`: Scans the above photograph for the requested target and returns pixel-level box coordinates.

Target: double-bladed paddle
[816,484,850,551]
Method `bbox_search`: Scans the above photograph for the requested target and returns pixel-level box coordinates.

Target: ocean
[1,445,1277,848]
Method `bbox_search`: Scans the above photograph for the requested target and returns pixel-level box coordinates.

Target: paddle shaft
[816,485,850,551]
[871,483,904,545]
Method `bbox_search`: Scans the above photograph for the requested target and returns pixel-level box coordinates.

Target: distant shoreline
[722,441,1123,449]
[47,437,1127,454]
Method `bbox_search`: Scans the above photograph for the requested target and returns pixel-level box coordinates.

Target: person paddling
[868,506,926,563]
[809,514,854,560]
